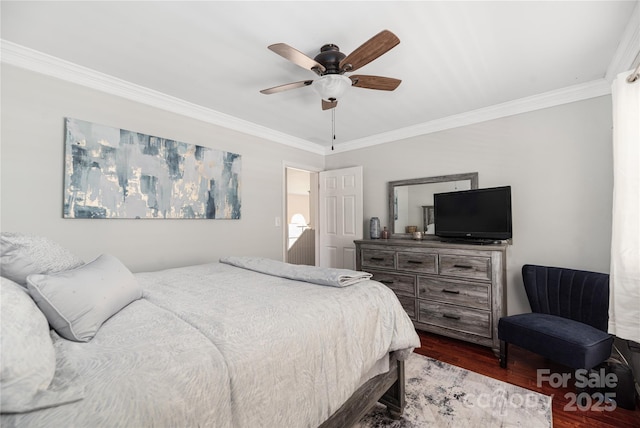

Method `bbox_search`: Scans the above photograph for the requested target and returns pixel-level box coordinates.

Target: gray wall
[325,96,614,315]
[1,64,614,315]
[0,65,324,272]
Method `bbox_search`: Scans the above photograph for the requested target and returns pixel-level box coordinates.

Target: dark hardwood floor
[414,330,640,428]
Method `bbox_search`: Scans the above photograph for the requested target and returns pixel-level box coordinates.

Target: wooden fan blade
[268,43,326,74]
[339,30,400,72]
[260,80,314,94]
[349,75,401,91]
[322,99,337,110]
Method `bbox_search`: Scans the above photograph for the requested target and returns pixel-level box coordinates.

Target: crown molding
[0,40,325,156]
[326,78,611,155]
[2,39,613,157]
[605,0,640,81]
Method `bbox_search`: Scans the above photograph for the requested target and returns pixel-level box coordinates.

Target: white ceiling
[2,1,638,154]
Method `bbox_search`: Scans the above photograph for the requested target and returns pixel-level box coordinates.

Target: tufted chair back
[521,264,610,332]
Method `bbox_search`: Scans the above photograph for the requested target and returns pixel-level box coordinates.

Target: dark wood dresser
[355,239,507,355]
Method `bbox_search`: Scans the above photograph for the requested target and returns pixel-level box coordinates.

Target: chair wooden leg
[499,340,508,368]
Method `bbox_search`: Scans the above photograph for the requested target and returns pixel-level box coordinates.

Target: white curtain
[609,69,640,343]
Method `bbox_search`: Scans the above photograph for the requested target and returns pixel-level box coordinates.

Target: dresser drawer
[396,295,416,320]
[418,301,491,338]
[369,270,416,297]
[417,277,490,310]
[439,254,491,281]
[397,251,437,274]
[361,249,395,269]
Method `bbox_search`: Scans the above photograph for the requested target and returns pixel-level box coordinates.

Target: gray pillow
[0,277,83,413]
[0,233,84,287]
[27,254,143,342]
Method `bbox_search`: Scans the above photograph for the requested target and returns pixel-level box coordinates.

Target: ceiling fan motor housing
[314,44,347,74]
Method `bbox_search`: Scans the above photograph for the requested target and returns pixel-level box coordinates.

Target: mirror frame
[388,172,479,238]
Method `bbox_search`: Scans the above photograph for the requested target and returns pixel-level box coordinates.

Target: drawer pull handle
[443,313,461,320]
[442,289,460,294]
[453,264,473,269]
[380,280,395,285]
[370,257,385,261]
[407,260,423,264]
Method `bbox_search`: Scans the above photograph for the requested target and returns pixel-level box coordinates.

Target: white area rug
[357,353,553,428]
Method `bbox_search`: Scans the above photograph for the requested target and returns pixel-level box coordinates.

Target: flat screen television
[434,186,512,242]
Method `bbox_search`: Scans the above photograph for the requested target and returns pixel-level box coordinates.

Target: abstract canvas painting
[63,118,241,219]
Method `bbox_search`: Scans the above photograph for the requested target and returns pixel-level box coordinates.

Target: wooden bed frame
[319,351,406,427]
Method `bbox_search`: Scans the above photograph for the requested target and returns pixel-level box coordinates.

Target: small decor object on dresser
[369,217,381,239]
[381,227,390,239]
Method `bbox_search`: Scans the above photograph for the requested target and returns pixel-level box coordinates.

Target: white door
[318,166,363,269]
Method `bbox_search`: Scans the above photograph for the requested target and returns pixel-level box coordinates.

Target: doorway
[285,167,318,266]
[284,165,363,268]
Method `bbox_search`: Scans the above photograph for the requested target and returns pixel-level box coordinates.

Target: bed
[0,233,420,427]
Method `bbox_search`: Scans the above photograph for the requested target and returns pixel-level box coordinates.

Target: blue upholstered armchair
[498,265,613,374]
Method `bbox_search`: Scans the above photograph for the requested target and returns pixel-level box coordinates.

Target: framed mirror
[388,172,479,238]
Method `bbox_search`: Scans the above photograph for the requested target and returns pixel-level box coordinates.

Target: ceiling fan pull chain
[332,108,336,151]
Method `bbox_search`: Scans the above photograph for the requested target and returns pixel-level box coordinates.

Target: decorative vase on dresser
[369,217,381,239]
[355,238,507,356]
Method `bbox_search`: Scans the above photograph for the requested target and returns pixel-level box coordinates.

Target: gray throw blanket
[219,256,372,287]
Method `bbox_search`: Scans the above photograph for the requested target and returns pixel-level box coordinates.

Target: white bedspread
[142,262,419,427]
[2,262,419,428]
[2,298,234,428]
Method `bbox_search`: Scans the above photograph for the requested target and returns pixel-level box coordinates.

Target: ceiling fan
[260,30,401,110]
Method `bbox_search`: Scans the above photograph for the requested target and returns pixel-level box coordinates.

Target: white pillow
[0,233,84,287]
[0,277,82,413]
[27,254,143,342]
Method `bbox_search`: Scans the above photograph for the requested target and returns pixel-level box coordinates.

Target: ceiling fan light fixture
[313,74,352,101]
